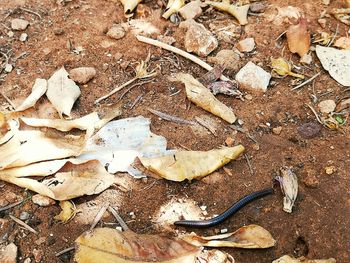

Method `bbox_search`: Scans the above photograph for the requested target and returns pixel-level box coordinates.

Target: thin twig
[9,215,38,234]
[291,72,321,91]
[148,108,195,125]
[0,91,16,109]
[118,79,153,101]
[195,116,217,136]
[95,77,136,104]
[129,94,143,109]
[136,35,230,81]
[0,200,23,212]
[327,23,339,47]
[55,246,75,257]
[244,154,254,176]
[276,30,287,41]
[108,206,130,231]
[90,204,109,230]
[19,7,42,19]
[229,125,258,144]
[306,104,323,124]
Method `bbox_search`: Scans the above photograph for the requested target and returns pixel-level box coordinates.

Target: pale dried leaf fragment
[286,18,310,57]
[16,79,47,112]
[120,0,143,13]
[163,0,185,19]
[55,201,81,223]
[0,160,119,201]
[139,145,245,182]
[177,73,236,123]
[271,57,304,79]
[182,225,276,249]
[272,255,336,263]
[198,250,235,263]
[276,167,298,213]
[74,228,201,263]
[333,36,350,50]
[46,67,81,117]
[206,1,250,25]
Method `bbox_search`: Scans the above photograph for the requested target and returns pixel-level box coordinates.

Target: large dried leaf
[0,160,119,200]
[272,255,336,263]
[182,225,276,249]
[46,67,81,117]
[316,45,350,86]
[16,78,47,112]
[286,18,310,57]
[139,145,245,182]
[75,228,201,263]
[0,129,85,170]
[79,116,168,176]
[176,73,236,124]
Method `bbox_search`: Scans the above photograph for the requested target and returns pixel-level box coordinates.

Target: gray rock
[106,24,125,40]
[179,19,218,57]
[235,61,271,92]
[11,18,29,30]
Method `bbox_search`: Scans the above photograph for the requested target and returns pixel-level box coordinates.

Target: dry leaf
[198,250,235,263]
[276,167,298,213]
[182,225,276,249]
[176,73,237,123]
[333,36,350,50]
[46,67,81,117]
[120,0,143,13]
[0,160,120,200]
[286,18,310,57]
[272,255,336,263]
[139,145,245,182]
[15,78,47,112]
[75,228,201,263]
[271,57,304,79]
[206,1,250,25]
[79,116,168,176]
[163,0,185,19]
[55,200,81,223]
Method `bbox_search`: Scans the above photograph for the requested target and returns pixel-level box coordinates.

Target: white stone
[235,61,271,92]
[316,45,350,86]
[179,1,202,20]
[106,24,125,40]
[236,38,255,52]
[318,99,336,114]
[179,19,218,57]
[4,64,13,73]
[19,33,28,42]
[11,18,29,30]
[0,243,17,263]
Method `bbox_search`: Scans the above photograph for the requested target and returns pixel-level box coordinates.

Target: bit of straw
[148,108,195,125]
[136,35,230,81]
[90,203,109,230]
[55,247,75,257]
[108,206,129,231]
[9,215,38,234]
[0,200,23,212]
[291,72,321,91]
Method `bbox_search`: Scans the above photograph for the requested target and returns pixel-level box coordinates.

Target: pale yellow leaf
[177,73,236,123]
[182,224,276,249]
[16,78,47,112]
[206,1,250,25]
[75,228,201,263]
[163,0,185,19]
[55,201,81,223]
[139,145,244,182]
[46,67,81,117]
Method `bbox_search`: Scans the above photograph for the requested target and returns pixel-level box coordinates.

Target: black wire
[174,187,274,228]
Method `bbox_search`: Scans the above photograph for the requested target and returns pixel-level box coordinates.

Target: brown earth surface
[1,0,350,262]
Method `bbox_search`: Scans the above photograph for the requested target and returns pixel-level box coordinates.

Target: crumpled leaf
[206,1,250,25]
[162,0,185,19]
[75,228,201,263]
[139,145,245,182]
[120,0,143,13]
[46,67,81,118]
[198,250,235,263]
[272,255,336,263]
[182,225,276,249]
[275,167,298,213]
[79,116,168,177]
[55,200,81,223]
[286,18,310,57]
[15,78,47,112]
[333,36,350,50]
[176,73,237,123]
[316,45,350,86]
[0,160,121,200]
[271,57,304,79]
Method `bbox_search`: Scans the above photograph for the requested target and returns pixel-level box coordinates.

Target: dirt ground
[0,0,350,262]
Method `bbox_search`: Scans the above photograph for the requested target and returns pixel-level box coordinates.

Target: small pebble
[11,18,29,30]
[32,194,55,207]
[19,33,28,42]
[7,31,14,38]
[273,126,282,135]
[69,67,96,84]
[4,64,13,73]
[54,28,64,35]
[236,38,255,52]
[325,166,336,175]
[225,137,235,146]
[106,24,125,40]
[318,99,336,114]
[19,211,30,221]
[220,228,228,234]
[200,205,207,211]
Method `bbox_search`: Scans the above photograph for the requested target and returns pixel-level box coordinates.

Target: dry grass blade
[0,200,23,212]
[291,72,321,91]
[137,35,230,81]
[55,246,75,257]
[90,203,109,230]
[148,108,195,125]
[108,206,130,231]
[9,215,38,234]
